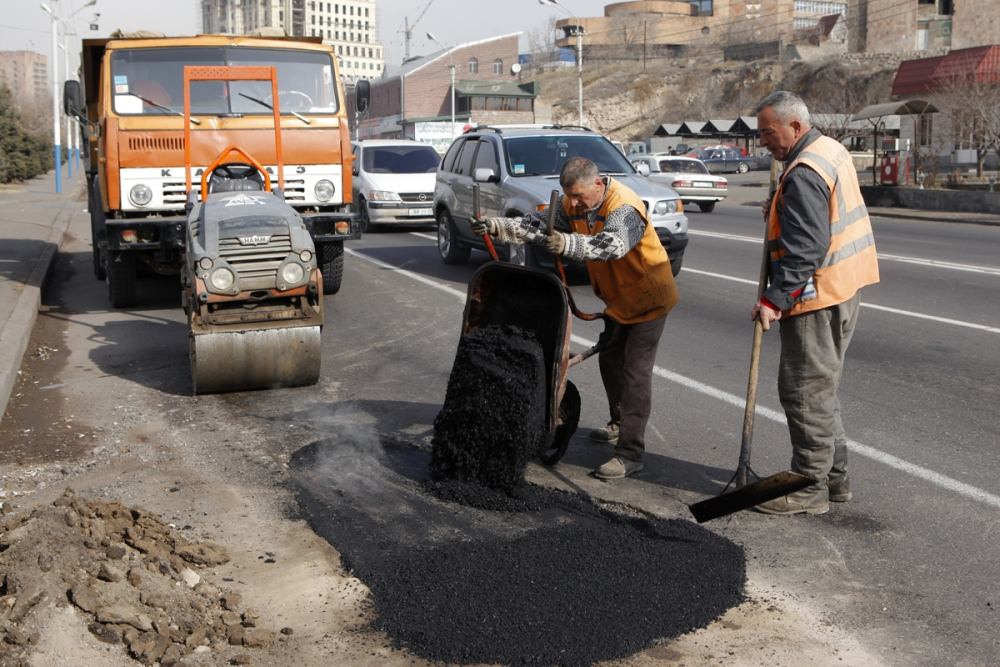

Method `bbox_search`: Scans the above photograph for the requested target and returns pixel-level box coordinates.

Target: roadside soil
[0,214,883,666]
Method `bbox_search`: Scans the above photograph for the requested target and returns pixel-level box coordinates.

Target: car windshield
[659,159,708,174]
[110,46,339,117]
[502,135,634,177]
[363,146,440,174]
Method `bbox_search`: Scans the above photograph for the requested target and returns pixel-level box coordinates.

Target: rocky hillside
[532,53,900,142]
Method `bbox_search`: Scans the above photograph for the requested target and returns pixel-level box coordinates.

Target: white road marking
[681,268,1000,334]
[687,229,1000,276]
[347,246,1000,511]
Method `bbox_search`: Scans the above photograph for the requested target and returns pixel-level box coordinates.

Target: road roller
[180,65,324,394]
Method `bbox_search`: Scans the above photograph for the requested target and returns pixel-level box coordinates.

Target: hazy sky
[0,0,612,75]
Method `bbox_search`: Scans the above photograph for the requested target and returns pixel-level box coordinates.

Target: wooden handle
[473,183,499,262]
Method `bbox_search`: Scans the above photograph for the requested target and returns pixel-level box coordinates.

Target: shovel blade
[688,471,815,523]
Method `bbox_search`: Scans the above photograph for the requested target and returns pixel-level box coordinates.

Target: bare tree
[935,73,1000,178]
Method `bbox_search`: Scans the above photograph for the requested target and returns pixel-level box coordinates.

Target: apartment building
[0,50,48,107]
[201,0,384,82]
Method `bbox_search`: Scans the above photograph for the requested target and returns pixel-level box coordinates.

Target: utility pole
[575,27,583,127]
[643,21,647,71]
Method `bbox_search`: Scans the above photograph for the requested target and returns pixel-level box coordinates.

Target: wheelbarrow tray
[462,262,573,437]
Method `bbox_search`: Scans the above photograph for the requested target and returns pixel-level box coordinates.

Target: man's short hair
[754,90,811,125]
[560,157,600,188]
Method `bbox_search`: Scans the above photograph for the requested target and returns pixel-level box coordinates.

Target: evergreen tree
[0,85,54,183]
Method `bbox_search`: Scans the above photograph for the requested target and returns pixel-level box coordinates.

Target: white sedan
[631,155,728,213]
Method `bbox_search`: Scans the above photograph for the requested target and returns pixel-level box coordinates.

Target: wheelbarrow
[462,187,607,465]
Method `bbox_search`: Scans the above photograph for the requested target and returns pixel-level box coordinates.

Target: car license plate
[409,208,433,216]
[695,181,712,187]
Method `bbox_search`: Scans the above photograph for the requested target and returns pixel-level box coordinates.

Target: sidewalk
[0,168,85,427]
[867,206,1000,226]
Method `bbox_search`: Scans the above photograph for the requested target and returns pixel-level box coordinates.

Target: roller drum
[190,326,321,394]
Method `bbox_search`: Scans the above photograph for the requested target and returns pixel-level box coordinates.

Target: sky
[0,0,612,77]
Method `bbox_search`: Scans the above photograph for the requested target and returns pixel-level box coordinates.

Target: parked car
[631,155,728,212]
[695,146,753,174]
[351,140,441,230]
[433,126,688,275]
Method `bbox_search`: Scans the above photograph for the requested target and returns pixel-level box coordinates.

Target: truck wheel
[320,242,344,295]
[698,201,716,213]
[107,252,138,308]
[437,209,470,265]
[540,380,580,465]
[670,256,683,277]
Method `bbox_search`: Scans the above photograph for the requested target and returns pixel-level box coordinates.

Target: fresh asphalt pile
[290,434,746,665]
[430,324,547,492]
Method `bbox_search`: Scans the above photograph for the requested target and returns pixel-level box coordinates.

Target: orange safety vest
[767,135,880,317]
[562,178,678,324]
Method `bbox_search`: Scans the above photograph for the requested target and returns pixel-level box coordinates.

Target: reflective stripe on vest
[562,178,678,324]
[767,135,880,316]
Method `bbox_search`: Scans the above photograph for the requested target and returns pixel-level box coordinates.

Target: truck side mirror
[634,162,650,176]
[64,80,83,119]
[356,79,370,113]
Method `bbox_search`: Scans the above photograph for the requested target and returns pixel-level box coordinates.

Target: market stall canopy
[852,99,938,121]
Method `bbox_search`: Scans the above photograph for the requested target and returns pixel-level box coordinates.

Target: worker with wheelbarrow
[473,156,678,480]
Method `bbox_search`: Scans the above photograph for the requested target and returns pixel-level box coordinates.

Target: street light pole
[42,3,61,193]
[60,43,72,179]
[539,0,584,127]
[426,32,456,139]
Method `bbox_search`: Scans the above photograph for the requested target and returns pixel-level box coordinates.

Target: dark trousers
[598,315,666,462]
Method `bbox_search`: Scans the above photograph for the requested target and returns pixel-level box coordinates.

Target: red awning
[892,46,1000,97]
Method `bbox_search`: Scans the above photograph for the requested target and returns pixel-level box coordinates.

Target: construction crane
[400,0,436,62]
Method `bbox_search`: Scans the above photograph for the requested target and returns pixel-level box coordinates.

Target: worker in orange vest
[474,157,678,480]
[752,90,880,515]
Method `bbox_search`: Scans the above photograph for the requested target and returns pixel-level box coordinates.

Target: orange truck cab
[64,33,364,307]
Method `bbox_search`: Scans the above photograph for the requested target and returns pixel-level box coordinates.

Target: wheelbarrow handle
[568,315,615,367]
[473,183,499,262]
[547,189,603,322]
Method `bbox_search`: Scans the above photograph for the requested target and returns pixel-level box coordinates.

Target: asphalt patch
[290,435,745,665]
[430,324,547,492]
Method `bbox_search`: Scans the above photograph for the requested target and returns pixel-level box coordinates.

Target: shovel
[688,161,814,523]
[472,183,500,261]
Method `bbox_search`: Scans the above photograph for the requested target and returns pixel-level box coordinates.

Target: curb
[867,209,1000,227]
[0,193,78,427]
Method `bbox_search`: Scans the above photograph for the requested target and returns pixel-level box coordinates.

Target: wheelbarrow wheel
[539,380,580,465]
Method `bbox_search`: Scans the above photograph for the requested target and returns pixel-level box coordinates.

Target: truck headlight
[314,179,335,202]
[129,183,153,207]
[653,199,680,215]
[368,190,401,202]
[299,249,313,263]
[198,256,214,270]
[281,262,304,285]
[210,267,235,291]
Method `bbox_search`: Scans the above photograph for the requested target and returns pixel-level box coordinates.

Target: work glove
[471,217,498,237]
[546,230,568,256]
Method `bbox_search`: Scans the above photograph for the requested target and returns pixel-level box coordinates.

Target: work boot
[828,473,852,502]
[754,488,829,516]
[589,422,619,445]
[593,456,643,480]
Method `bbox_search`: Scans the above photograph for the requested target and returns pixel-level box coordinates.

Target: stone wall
[861,185,1000,213]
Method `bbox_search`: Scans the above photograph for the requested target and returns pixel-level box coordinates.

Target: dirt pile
[430,324,547,492]
[0,489,278,666]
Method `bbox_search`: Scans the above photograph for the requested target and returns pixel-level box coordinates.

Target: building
[546,1,850,59]
[200,0,384,82]
[0,50,48,108]
[353,34,539,153]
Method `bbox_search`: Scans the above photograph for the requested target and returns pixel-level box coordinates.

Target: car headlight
[129,183,153,207]
[281,262,305,285]
[314,179,335,202]
[210,267,235,292]
[653,199,680,215]
[368,190,402,202]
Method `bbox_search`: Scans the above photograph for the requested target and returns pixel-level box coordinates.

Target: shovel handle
[473,183,499,262]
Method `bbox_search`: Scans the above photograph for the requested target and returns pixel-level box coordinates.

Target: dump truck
[64,32,360,308]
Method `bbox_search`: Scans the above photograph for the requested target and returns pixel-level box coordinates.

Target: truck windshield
[110,46,339,117]
[362,146,440,174]
[503,135,635,177]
